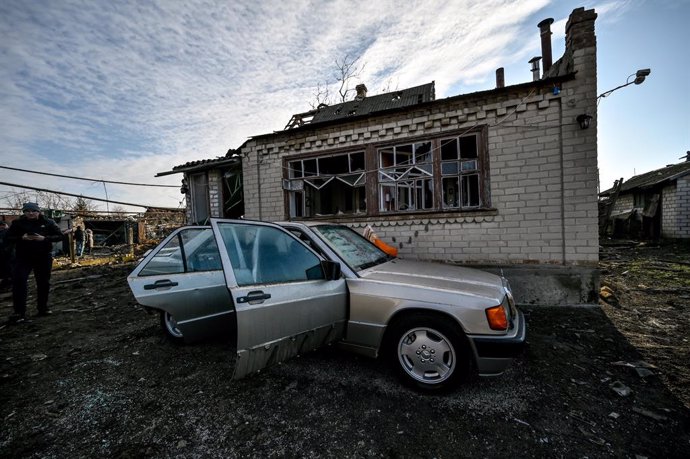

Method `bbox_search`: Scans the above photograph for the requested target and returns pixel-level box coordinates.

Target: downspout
[558,98,566,265]
[256,150,263,220]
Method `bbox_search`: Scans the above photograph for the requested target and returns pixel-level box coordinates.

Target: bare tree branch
[309,82,332,109]
[334,54,365,102]
[309,54,366,108]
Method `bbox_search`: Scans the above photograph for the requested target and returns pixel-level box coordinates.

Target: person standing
[74,225,85,257]
[0,222,12,288]
[5,202,63,323]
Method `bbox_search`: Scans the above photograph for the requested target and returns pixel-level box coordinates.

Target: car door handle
[144,279,179,290]
[237,291,271,304]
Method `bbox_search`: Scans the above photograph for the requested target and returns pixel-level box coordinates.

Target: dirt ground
[1,243,689,458]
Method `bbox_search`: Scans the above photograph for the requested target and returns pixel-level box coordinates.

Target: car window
[312,225,390,271]
[217,223,324,285]
[180,228,222,272]
[286,228,328,258]
[138,228,221,276]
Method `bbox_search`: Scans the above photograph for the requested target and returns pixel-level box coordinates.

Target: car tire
[387,313,471,391]
[160,311,185,344]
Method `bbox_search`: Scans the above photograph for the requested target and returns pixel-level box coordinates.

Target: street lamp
[577,69,652,130]
[598,68,651,100]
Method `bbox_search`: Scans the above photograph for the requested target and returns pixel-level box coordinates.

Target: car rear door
[210,219,348,379]
[128,227,235,342]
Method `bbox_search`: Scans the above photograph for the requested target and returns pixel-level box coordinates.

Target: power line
[0,165,179,188]
[0,181,177,210]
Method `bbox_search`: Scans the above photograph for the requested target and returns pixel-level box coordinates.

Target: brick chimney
[355,84,368,100]
[566,8,597,53]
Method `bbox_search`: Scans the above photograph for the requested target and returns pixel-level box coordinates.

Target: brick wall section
[561,8,599,262]
[208,170,222,218]
[677,176,690,238]
[241,8,599,267]
[182,170,222,223]
[661,183,678,238]
[612,193,634,214]
[662,176,690,239]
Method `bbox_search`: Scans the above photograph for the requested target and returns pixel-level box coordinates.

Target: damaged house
[156,154,244,225]
[599,153,690,240]
[165,7,600,305]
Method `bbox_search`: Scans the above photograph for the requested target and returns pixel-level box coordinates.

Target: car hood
[359,258,505,304]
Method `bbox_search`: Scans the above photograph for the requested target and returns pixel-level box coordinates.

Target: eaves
[156,157,242,177]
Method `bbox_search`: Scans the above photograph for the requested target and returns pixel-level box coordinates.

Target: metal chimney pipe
[529,57,541,82]
[538,18,554,75]
[495,68,505,88]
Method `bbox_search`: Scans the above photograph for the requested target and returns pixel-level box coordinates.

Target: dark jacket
[75,227,85,242]
[5,215,63,257]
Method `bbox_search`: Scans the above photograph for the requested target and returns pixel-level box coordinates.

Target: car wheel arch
[380,307,472,353]
[159,309,186,345]
[381,309,477,391]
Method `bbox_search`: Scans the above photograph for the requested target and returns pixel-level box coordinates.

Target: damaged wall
[662,176,690,239]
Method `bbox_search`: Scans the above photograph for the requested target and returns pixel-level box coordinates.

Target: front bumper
[468,309,527,376]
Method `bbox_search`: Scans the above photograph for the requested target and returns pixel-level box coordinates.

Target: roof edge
[156,156,241,177]
[249,74,576,141]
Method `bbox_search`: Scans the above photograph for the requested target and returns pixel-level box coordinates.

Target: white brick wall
[208,170,222,218]
[662,176,690,239]
[678,176,690,238]
[242,80,598,267]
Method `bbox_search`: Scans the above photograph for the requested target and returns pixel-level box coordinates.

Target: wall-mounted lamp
[598,68,651,100]
[577,114,593,130]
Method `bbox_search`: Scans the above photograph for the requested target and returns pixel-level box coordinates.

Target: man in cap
[4,202,63,323]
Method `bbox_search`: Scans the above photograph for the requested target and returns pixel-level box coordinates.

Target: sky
[1,0,688,211]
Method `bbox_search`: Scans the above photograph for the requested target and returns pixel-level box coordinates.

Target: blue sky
[1,0,688,211]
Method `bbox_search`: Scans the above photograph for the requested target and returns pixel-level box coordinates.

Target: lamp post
[578,69,651,130]
[597,68,651,100]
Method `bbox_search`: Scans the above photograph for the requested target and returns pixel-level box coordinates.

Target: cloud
[1,0,610,211]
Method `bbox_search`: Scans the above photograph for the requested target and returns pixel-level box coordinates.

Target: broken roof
[285,82,435,129]
[156,150,241,177]
[600,159,690,196]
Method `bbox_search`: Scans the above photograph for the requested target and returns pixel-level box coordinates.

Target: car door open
[127,227,235,342]
[211,219,348,380]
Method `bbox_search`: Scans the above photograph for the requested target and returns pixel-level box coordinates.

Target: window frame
[189,172,211,224]
[286,150,367,218]
[283,127,490,219]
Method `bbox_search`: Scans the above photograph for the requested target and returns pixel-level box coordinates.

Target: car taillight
[485,305,509,331]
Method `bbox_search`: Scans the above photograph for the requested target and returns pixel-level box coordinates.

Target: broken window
[189,173,210,224]
[287,152,366,218]
[283,129,487,219]
[378,142,434,212]
[440,134,481,208]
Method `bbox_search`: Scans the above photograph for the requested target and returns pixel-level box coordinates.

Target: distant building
[600,153,690,240]
[156,155,244,225]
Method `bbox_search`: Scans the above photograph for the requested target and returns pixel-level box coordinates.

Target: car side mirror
[321,260,341,280]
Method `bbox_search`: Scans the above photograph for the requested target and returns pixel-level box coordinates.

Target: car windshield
[311,225,392,271]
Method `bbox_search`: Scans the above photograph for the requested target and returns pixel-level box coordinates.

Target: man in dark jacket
[5,202,63,323]
[0,221,11,288]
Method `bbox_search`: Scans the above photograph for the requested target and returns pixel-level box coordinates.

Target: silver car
[127,219,525,391]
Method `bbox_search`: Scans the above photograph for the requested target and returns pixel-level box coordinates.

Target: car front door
[127,227,235,342]
[210,219,348,379]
